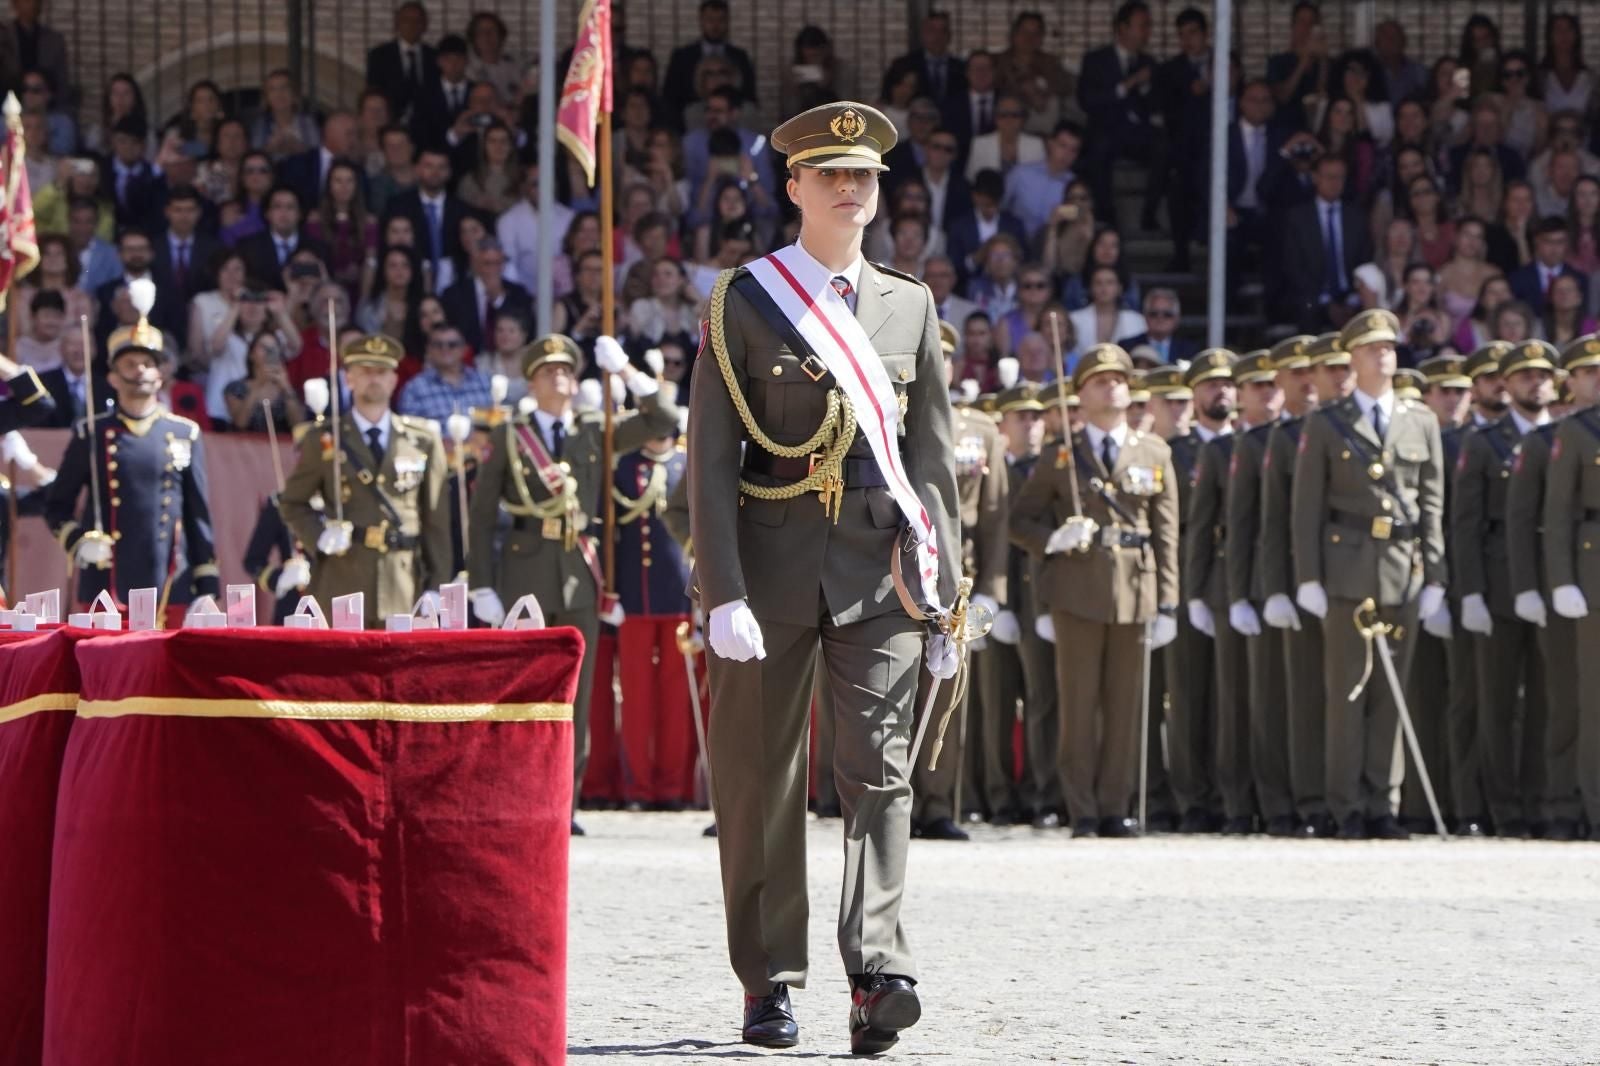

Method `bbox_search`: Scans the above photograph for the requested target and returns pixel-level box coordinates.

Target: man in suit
[943,50,998,163]
[1077,0,1164,229]
[1155,7,1215,268]
[68,196,122,294]
[365,0,437,123]
[93,228,183,349]
[1291,309,1447,840]
[237,185,331,292]
[1225,78,1286,271]
[439,236,532,353]
[382,146,464,286]
[1509,218,1587,314]
[687,102,958,1055]
[412,34,474,151]
[924,255,977,341]
[151,185,221,311]
[277,110,361,211]
[1276,154,1373,333]
[0,0,68,101]
[663,0,757,122]
[1122,288,1199,365]
[1010,343,1181,838]
[946,169,1028,289]
[102,116,163,229]
[36,311,101,428]
[884,11,966,114]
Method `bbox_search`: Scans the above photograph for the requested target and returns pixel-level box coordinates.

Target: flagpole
[599,107,616,600]
[4,93,21,603]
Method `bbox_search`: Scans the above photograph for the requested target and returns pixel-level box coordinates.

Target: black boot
[848,973,920,1055]
[742,983,799,1048]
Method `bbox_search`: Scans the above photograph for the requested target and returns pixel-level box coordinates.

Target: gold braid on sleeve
[708,269,856,522]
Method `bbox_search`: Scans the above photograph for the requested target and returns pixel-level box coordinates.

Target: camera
[472,113,493,129]
[288,263,322,280]
[1288,140,1320,161]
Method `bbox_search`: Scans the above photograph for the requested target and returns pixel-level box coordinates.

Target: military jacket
[1258,417,1305,600]
[1453,414,1539,618]
[1184,432,1237,608]
[953,407,1010,604]
[1543,406,1600,596]
[1505,423,1558,598]
[1226,423,1275,605]
[0,366,53,433]
[614,445,692,617]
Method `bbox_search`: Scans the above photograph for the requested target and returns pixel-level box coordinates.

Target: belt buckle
[365,520,390,553]
[1370,515,1394,541]
[807,452,823,476]
[799,355,828,383]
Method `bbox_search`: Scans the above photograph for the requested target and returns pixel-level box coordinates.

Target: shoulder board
[576,410,605,428]
[1536,422,1559,442]
[163,412,202,439]
[867,261,924,287]
[394,414,441,436]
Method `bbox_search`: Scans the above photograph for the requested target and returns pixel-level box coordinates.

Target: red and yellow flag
[556,0,612,189]
[0,95,38,310]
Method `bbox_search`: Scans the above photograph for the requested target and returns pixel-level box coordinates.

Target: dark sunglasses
[1147,308,1177,318]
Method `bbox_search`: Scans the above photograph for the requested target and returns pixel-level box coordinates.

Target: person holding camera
[223,329,306,433]
[204,286,299,426]
[1394,264,1454,363]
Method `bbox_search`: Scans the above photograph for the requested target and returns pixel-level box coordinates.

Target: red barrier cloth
[46,627,582,1066]
[0,630,80,1066]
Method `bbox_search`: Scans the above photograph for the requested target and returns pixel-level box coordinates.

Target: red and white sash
[744,244,945,617]
[512,421,619,615]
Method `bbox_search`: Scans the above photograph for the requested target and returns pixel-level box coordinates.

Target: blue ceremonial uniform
[614,446,691,617]
[44,405,219,608]
[0,366,55,432]
[242,495,301,623]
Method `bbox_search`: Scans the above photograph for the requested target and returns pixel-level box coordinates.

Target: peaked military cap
[771,100,896,172]
[1269,334,1317,371]
[995,380,1045,414]
[1307,332,1349,366]
[938,319,959,356]
[341,333,404,369]
[1499,339,1559,377]
[1234,350,1277,385]
[1128,370,1152,403]
[1339,308,1401,351]
[1560,333,1600,373]
[1418,354,1471,390]
[1074,343,1134,390]
[1142,365,1193,399]
[1040,380,1079,409]
[521,333,585,379]
[1183,347,1235,388]
[1393,368,1426,401]
[1465,341,1515,380]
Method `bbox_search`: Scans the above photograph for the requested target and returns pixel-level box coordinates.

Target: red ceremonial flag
[0,97,39,311]
[556,0,612,189]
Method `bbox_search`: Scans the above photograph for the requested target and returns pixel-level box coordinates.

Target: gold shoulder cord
[709,270,856,522]
[612,462,669,525]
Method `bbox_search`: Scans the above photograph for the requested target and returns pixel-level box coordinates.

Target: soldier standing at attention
[1453,340,1559,838]
[1542,335,1600,841]
[1010,343,1181,839]
[1291,309,1447,841]
[1222,349,1296,835]
[687,102,960,1055]
[279,335,451,630]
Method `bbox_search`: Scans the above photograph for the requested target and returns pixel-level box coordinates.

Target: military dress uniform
[45,317,219,618]
[1258,335,1331,831]
[1291,310,1447,834]
[1452,340,1557,835]
[0,363,53,433]
[1223,350,1297,832]
[1009,345,1181,834]
[243,494,302,623]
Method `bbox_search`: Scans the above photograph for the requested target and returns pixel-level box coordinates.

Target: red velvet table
[42,627,582,1066]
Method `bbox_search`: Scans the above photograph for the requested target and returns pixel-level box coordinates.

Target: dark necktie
[1101,433,1118,471]
[276,237,292,266]
[174,240,189,291]
[1370,404,1386,441]
[366,426,385,465]
[1323,203,1343,298]
[549,419,565,458]
[929,58,945,99]
[978,95,992,134]
[403,47,415,84]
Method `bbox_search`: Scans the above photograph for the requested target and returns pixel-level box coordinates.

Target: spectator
[15,287,62,371]
[1457,14,1503,98]
[1539,13,1592,119]
[353,89,393,178]
[1541,272,1595,347]
[618,212,679,304]
[1373,19,1427,105]
[1266,1,1330,132]
[908,126,968,240]
[1003,120,1082,244]
[1390,97,1430,156]
[1437,217,1498,323]
[552,249,605,356]
[1452,273,1512,351]
[154,184,221,308]
[866,181,939,263]
[179,80,228,159]
[443,82,519,171]
[1456,146,1505,224]
[663,0,757,120]
[250,68,318,160]
[1069,265,1146,356]
[496,162,573,298]
[884,11,966,116]
[1308,50,1393,150]
[398,322,492,421]
[104,116,162,228]
[1356,216,1417,308]
[465,11,520,107]
[1078,1,1162,228]
[550,211,601,301]
[1424,57,1471,150]
[223,329,306,432]
[1316,97,1378,204]
[884,96,944,192]
[19,70,71,156]
[82,72,149,156]
[0,0,67,102]
[412,34,474,151]
[1497,51,1546,162]
[1276,153,1373,331]
[238,185,332,291]
[1568,175,1600,275]
[621,126,689,220]
[780,25,838,120]
[1038,178,1098,281]
[1509,217,1585,313]
[947,169,1026,287]
[305,159,379,304]
[1534,144,1582,220]
[356,245,425,353]
[996,263,1056,356]
[924,253,976,332]
[964,94,1042,184]
[474,308,530,403]
[997,11,1074,135]
[1489,298,1535,343]
[288,279,347,390]
[366,0,437,123]
[1528,111,1600,212]
[34,154,104,238]
[882,214,928,280]
[205,290,286,424]
[440,235,532,354]
[612,182,662,274]
[220,150,278,245]
[947,50,998,159]
[1394,264,1453,360]
[197,117,251,206]
[1225,78,1284,264]
[1014,329,1057,381]
[1060,225,1139,311]
[956,311,1000,391]
[686,216,754,296]
[383,146,466,287]
[37,312,95,427]
[93,226,183,347]
[1449,97,1525,190]
[967,232,1024,318]
[433,210,491,293]
[66,197,119,293]
[1403,175,1455,270]
[186,248,251,375]
[1155,7,1214,268]
[278,110,360,212]
[14,232,86,337]
[1124,288,1197,364]
[615,87,657,179]
[626,257,699,351]
[368,125,417,218]
[1487,179,1538,274]
[682,88,776,227]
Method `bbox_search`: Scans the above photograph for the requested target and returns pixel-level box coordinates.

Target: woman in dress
[1060,226,1140,311]
[625,257,700,351]
[12,235,91,348]
[1452,273,1512,352]
[465,11,521,105]
[1068,266,1147,358]
[997,264,1056,356]
[1486,179,1539,274]
[1566,175,1600,276]
[1394,264,1454,362]
[1489,298,1537,344]
[305,160,379,305]
[355,246,425,355]
[457,121,522,216]
[1455,146,1504,224]
[1357,217,1418,308]
[82,73,150,155]
[1437,217,1500,326]
[1404,175,1455,270]
[551,212,602,301]
[1498,50,1547,161]
[552,249,607,364]
[1541,272,1596,347]
[1538,13,1593,118]
[1317,96,1378,202]
[220,151,278,245]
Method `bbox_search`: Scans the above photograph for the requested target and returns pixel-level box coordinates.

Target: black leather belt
[1098,526,1149,549]
[353,523,418,553]
[743,451,888,489]
[1328,509,1415,541]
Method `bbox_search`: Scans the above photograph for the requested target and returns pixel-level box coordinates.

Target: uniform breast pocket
[744,346,813,434]
[880,352,916,436]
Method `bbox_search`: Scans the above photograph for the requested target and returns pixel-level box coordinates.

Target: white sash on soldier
[745,243,945,617]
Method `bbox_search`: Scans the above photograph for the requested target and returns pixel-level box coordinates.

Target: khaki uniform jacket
[1258,418,1305,600]
[1544,407,1600,596]
[467,395,675,613]
[953,408,1010,604]
[1009,429,1180,625]
[1291,395,1446,606]
[1506,423,1558,597]
[687,261,960,627]
[1226,423,1274,605]
[1453,415,1535,619]
[1184,432,1236,608]
[280,413,451,625]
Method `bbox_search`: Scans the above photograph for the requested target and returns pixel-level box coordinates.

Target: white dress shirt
[532,406,575,453]
[793,240,864,313]
[1352,387,1395,436]
[352,408,393,455]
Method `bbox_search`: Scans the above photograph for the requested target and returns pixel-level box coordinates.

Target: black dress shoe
[849,975,919,1055]
[1072,818,1100,839]
[1265,815,1297,837]
[1590,823,1600,843]
[1179,808,1218,834]
[1031,810,1062,830]
[1336,813,1367,840]
[1497,818,1530,839]
[815,802,842,819]
[1099,816,1139,838]
[1221,815,1254,836]
[1545,818,1580,842]
[989,808,1019,828]
[1453,817,1486,838]
[570,820,586,837]
[743,983,799,1048]
[919,817,970,841]
[1146,810,1179,833]
[1366,815,1410,840]
[702,822,718,838]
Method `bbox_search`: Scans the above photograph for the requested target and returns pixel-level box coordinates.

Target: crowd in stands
[7,0,1600,430]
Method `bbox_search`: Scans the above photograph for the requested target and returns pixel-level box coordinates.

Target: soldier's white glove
[1034,613,1056,643]
[1513,590,1548,628]
[1460,593,1493,636]
[1422,602,1453,641]
[317,522,353,557]
[1045,516,1098,555]
[471,587,506,626]
[1417,584,1446,623]
[990,609,1021,645]
[73,533,113,569]
[925,633,960,679]
[2,430,38,471]
[1187,599,1215,638]
[709,599,765,662]
[1295,581,1328,619]
[1150,613,1178,648]
[600,600,626,626]
[275,556,311,598]
[1228,600,1262,637]
[1262,593,1301,630]
[1552,584,1589,620]
[970,593,1000,622]
[594,334,629,374]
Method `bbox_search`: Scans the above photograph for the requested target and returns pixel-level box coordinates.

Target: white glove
[1460,593,1493,636]
[1228,600,1262,637]
[594,334,629,374]
[1295,581,1328,619]
[709,599,766,662]
[1187,599,1215,638]
[600,599,626,626]
[1150,613,1178,648]
[925,633,960,679]
[1553,584,1589,620]
[1045,517,1098,555]
[970,593,1000,621]
[471,587,506,626]
[73,533,112,569]
[317,522,352,556]
[1262,593,1301,630]
[990,609,1021,644]
[1035,613,1056,643]
[275,556,311,598]
[625,372,659,398]
[1417,584,1446,623]
[1,430,37,471]
[1513,590,1548,628]
[1422,602,1453,640]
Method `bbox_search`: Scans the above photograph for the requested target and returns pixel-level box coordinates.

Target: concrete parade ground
[568,812,1600,1064]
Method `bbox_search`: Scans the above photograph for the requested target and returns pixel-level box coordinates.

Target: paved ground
[567,812,1600,1064]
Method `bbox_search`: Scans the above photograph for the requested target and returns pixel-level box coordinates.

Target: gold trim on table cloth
[75,698,574,722]
[0,693,79,725]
